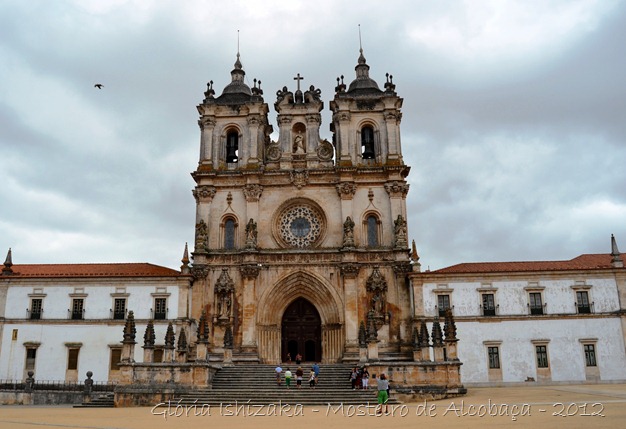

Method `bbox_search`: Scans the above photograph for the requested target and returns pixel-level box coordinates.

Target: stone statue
[293,132,305,154]
[393,215,408,248]
[342,216,355,248]
[245,218,258,249]
[195,219,208,251]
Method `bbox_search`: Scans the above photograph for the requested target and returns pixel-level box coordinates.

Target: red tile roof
[6,263,182,278]
[431,254,626,274]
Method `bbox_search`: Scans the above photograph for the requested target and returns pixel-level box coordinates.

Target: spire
[611,234,624,268]
[122,311,137,344]
[143,320,156,348]
[181,243,190,274]
[344,26,382,95]
[177,327,188,352]
[165,322,176,349]
[2,248,13,275]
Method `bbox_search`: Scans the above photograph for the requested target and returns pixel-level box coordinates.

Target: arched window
[361,126,375,159]
[226,131,239,163]
[366,215,379,247]
[224,218,236,249]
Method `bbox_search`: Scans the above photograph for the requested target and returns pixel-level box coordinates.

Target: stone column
[240,265,261,353]
[341,264,360,349]
[199,117,215,166]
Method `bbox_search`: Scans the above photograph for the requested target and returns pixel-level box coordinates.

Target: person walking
[295,366,304,389]
[361,367,370,390]
[350,367,358,390]
[313,362,320,385]
[275,364,282,386]
[375,373,389,414]
[284,367,292,388]
[309,368,316,388]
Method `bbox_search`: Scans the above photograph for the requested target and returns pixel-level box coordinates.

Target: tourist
[295,353,302,365]
[295,366,304,388]
[309,368,316,388]
[285,367,292,388]
[286,352,292,363]
[350,367,358,390]
[313,362,320,385]
[361,367,370,390]
[275,364,282,386]
[376,373,389,414]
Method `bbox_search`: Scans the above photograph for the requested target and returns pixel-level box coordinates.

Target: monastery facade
[1,51,625,387]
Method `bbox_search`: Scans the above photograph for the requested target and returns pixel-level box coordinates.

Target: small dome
[216,53,253,104]
[346,49,382,95]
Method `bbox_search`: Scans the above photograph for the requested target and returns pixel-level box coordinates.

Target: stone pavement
[0,383,625,429]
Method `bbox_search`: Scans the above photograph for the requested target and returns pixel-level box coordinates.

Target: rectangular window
[488,346,500,369]
[67,348,79,370]
[482,294,496,316]
[529,293,543,315]
[584,344,597,367]
[437,294,450,317]
[110,348,122,371]
[154,298,167,320]
[113,298,126,320]
[25,348,37,371]
[30,299,43,320]
[71,299,84,320]
[536,345,549,368]
[576,291,591,314]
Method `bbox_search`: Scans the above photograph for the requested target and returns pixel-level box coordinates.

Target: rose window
[278,205,323,247]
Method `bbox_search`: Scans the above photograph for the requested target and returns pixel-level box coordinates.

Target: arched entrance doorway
[281,298,321,362]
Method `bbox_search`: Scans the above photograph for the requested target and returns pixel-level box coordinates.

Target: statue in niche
[342,216,355,248]
[245,218,258,249]
[394,214,408,248]
[195,219,208,251]
[293,132,306,154]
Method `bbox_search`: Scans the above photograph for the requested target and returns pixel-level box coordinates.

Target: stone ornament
[335,182,357,199]
[289,169,309,189]
[192,186,216,202]
[243,184,263,202]
[266,142,282,161]
[316,139,334,161]
[366,267,388,323]
[240,264,261,279]
[384,181,410,198]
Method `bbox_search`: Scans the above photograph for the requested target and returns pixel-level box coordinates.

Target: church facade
[1,51,625,388]
[190,50,413,364]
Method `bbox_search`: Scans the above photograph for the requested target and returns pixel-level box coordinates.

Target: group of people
[350,366,390,414]
[349,366,370,390]
[275,362,320,389]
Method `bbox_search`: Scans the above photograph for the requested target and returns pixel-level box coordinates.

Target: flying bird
[94,84,103,89]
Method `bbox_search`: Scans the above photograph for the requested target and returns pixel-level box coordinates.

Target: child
[309,368,316,388]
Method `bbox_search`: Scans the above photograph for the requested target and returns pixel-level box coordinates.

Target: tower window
[226,131,239,163]
[366,215,379,247]
[361,126,375,160]
[224,218,237,249]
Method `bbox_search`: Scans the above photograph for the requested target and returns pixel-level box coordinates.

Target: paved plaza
[1,383,625,429]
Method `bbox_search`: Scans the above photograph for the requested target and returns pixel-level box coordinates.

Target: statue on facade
[342,216,355,248]
[293,132,306,154]
[393,214,408,248]
[245,218,258,249]
[195,219,208,251]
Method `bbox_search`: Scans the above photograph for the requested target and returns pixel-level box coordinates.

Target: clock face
[278,204,323,248]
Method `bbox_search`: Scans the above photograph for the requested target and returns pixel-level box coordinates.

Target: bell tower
[330,48,404,167]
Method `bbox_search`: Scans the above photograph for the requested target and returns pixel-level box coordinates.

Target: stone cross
[293,73,304,91]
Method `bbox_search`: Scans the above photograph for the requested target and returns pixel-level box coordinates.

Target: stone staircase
[74,392,115,408]
[175,363,400,406]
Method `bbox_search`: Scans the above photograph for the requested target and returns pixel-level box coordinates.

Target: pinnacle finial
[2,248,13,275]
[611,234,623,267]
[181,243,189,265]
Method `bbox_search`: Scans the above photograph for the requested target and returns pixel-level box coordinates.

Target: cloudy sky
[1,0,625,271]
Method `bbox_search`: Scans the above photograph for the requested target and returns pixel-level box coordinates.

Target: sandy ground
[1,383,625,429]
